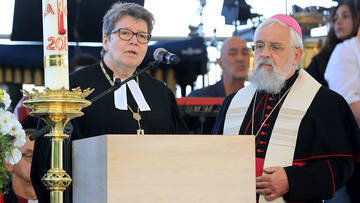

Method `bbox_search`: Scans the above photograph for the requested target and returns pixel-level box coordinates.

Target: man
[213,14,360,203]
[31,2,188,203]
[3,97,38,203]
[188,36,250,97]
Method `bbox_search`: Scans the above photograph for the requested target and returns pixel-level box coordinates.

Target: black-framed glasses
[111,28,151,44]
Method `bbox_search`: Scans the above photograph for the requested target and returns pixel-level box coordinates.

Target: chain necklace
[100,61,144,135]
[251,86,292,138]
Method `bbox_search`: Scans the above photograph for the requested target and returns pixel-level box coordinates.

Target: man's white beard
[249,56,294,94]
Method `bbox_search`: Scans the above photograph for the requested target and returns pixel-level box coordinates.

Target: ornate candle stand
[23,87,93,203]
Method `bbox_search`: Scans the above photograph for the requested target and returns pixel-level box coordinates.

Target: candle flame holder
[23,87,93,203]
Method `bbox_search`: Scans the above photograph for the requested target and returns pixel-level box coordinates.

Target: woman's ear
[103,34,110,52]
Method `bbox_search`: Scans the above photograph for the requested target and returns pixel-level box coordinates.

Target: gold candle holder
[23,87,93,203]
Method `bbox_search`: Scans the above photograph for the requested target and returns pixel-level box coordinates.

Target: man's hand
[256,167,289,201]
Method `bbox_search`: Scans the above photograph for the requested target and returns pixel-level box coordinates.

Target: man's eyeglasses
[252,42,297,54]
[111,28,151,44]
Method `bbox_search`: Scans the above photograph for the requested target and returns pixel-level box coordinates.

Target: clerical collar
[114,77,151,111]
[100,60,151,111]
[283,70,299,91]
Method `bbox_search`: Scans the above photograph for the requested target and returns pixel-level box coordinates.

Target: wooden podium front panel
[73,135,255,203]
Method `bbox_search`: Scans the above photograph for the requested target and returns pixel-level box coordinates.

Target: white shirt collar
[114,78,151,111]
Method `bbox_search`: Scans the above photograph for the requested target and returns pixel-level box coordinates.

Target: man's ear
[293,48,303,66]
[217,58,225,71]
[2,159,14,173]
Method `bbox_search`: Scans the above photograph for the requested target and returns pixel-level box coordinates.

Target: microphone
[153,48,180,64]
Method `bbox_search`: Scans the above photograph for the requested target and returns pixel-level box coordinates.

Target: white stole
[223,69,321,203]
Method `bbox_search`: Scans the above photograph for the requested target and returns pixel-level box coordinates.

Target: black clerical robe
[31,62,188,203]
[70,62,188,138]
[213,71,360,203]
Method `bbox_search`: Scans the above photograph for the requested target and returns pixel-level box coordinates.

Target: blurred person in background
[2,97,38,203]
[187,36,250,97]
[325,0,360,202]
[306,0,358,87]
[326,0,360,126]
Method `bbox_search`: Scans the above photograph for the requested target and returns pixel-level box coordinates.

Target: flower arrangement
[0,89,26,194]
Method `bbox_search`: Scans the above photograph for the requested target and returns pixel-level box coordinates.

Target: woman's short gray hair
[101,2,155,57]
[253,18,303,49]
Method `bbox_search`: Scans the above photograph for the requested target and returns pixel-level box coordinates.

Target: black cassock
[213,71,360,203]
[70,62,188,138]
[31,62,188,203]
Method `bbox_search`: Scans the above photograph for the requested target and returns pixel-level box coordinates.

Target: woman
[324,0,360,202]
[306,1,358,87]
[68,2,189,138]
[31,3,189,203]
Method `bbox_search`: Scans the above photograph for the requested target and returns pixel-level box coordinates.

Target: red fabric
[256,159,307,177]
[16,194,28,203]
[292,161,306,166]
[176,97,223,106]
[256,158,265,177]
[0,193,3,203]
[13,96,31,123]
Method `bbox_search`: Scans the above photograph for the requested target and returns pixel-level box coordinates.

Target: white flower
[8,116,25,136]
[4,148,22,165]
[13,130,26,147]
[0,110,14,136]
[0,88,25,165]
[0,89,11,110]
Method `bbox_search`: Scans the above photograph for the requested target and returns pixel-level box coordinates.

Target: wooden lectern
[72,135,255,203]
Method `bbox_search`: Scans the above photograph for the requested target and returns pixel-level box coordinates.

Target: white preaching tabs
[114,78,151,111]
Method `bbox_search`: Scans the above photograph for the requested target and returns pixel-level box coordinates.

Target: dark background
[11,0,144,42]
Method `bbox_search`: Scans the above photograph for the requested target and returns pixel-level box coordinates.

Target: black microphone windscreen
[153,48,167,61]
[171,55,180,64]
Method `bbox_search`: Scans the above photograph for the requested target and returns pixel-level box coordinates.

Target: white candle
[42,0,69,89]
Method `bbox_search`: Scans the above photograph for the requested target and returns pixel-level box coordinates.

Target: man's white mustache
[259,63,272,67]
[255,59,275,70]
